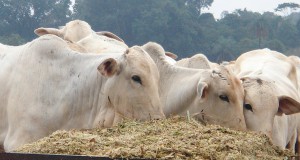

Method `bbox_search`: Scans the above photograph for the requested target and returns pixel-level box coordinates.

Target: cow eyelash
[131,75,142,85]
[244,104,253,112]
[219,95,229,103]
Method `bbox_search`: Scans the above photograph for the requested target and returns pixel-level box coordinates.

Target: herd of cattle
[0,20,300,155]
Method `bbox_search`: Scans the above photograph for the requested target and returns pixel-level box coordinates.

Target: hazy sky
[202,0,300,19]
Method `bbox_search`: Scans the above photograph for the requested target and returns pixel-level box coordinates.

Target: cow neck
[63,53,119,129]
[153,55,209,116]
[92,94,116,128]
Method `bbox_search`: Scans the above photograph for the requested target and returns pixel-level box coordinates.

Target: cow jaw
[242,78,279,136]
[102,47,164,124]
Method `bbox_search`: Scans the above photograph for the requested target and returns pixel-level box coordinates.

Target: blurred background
[1,0,300,62]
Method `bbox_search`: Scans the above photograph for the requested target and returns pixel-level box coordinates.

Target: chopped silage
[16,117,293,159]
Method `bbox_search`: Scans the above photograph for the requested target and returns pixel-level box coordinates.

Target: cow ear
[165,52,178,60]
[197,81,208,101]
[98,58,119,77]
[34,28,63,37]
[96,31,124,43]
[277,96,300,115]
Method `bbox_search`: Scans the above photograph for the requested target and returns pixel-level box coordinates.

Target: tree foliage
[0,0,72,40]
[275,2,300,15]
[186,0,213,16]
[1,0,300,60]
[73,0,203,56]
[0,34,26,45]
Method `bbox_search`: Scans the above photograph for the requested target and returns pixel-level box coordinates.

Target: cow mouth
[148,113,165,120]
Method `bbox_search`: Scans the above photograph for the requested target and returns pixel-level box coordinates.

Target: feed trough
[11,117,294,159]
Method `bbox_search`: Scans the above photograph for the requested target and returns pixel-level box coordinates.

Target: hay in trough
[16,116,293,159]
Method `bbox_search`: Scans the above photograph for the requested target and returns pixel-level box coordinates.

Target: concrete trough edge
[0,152,149,160]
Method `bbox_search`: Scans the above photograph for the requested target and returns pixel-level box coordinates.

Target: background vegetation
[0,0,300,62]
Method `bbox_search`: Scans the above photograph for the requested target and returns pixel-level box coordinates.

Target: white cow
[142,42,247,131]
[289,55,300,97]
[285,55,300,153]
[174,49,300,151]
[0,44,7,50]
[164,52,177,65]
[176,53,218,69]
[233,49,300,150]
[0,35,165,151]
[34,20,128,53]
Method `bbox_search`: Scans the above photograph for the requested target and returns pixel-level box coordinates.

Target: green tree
[73,0,209,58]
[72,1,300,60]
[210,36,237,62]
[0,0,72,40]
[186,0,213,16]
[275,3,300,16]
[0,34,26,45]
[237,38,259,53]
[254,18,268,48]
[276,21,300,48]
[265,39,286,52]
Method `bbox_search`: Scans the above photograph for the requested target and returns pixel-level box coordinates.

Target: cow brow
[212,70,228,80]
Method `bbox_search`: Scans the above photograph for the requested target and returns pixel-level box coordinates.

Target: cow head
[141,42,246,131]
[34,20,93,43]
[97,46,165,125]
[241,77,300,138]
[190,65,247,130]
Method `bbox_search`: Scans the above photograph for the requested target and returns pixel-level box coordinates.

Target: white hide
[0,35,164,151]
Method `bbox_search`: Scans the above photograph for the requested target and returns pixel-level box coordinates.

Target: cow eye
[244,104,253,112]
[131,75,142,85]
[219,95,229,103]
